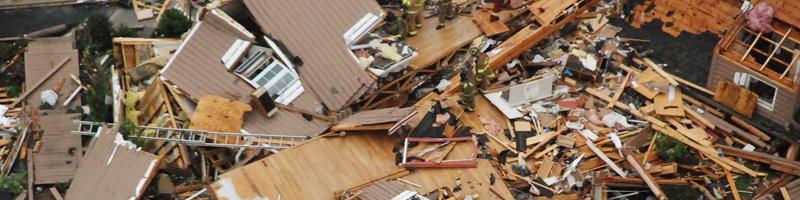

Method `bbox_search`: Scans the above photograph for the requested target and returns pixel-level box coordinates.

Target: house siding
[707,53,798,127]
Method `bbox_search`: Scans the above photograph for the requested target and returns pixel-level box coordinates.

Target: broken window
[222,39,303,104]
[735,72,777,110]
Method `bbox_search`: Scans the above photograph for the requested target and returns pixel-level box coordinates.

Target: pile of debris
[2,0,800,199]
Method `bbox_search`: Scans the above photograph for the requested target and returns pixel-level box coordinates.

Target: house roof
[209,134,515,199]
[243,0,382,111]
[32,113,82,184]
[64,126,161,200]
[24,36,80,110]
[161,10,328,137]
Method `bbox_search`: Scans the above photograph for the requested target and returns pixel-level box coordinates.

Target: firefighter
[436,0,455,30]
[403,0,426,37]
[459,59,478,112]
[383,11,406,37]
[474,51,496,90]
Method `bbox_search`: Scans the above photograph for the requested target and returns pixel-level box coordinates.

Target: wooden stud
[780,51,798,79]
[761,28,792,71]
[741,31,762,61]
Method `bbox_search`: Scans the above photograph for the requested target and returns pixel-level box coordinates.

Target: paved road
[0,3,152,38]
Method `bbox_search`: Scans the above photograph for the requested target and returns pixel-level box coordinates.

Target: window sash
[250,61,298,97]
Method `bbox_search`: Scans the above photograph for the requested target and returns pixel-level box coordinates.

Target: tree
[82,14,113,52]
[156,9,191,38]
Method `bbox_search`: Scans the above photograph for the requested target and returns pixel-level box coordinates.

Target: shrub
[156,9,191,38]
[655,134,689,163]
[0,172,27,194]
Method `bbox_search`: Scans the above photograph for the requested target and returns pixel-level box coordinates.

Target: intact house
[707,0,800,129]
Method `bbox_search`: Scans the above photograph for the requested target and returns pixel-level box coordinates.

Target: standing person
[383,12,406,37]
[459,60,478,112]
[436,0,455,30]
[474,52,495,90]
[403,0,426,37]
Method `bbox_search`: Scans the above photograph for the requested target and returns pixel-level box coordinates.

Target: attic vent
[221,39,251,70]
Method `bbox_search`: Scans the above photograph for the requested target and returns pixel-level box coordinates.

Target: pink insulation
[747,2,775,33]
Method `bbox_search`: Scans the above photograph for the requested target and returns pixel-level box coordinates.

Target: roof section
[65,126,161,200]
[160,10,328,136]
[33,113,81,184]
[161,10,256,103]
[244,0,382,111]
[24,36,80,109]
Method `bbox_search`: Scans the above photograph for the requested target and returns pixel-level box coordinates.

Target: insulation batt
[746,2,774,33]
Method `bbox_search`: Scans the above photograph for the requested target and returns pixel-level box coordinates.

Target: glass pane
[748,78,776,106]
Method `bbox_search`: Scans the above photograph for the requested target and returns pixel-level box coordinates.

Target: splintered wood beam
[607,72,631,108]
[725,169,742,200]
[626,154,665,200]
[761,28,792,71]
[584,138,626,177]
[742,32,762,61]
[10,57,70,108]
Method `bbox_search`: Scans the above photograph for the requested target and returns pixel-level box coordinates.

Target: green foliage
[80,14,113,52]
[156,9,191,38]
[82,49,112,122]
[655,134,689,163]
[115,23,138,38]
[663,185,700,200]
[120,119,144,146]
[5,84,20,97]
[735,174,753,199]
[0,172,27,194]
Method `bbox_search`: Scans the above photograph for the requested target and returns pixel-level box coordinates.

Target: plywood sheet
[189,95,252,133]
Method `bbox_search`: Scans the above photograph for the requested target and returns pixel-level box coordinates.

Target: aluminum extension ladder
[71,120,308,150]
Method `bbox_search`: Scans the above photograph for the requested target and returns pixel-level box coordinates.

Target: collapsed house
[159,9,330,137]
[5,0,800,199]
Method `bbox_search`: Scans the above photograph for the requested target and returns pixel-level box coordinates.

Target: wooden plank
[488,0,600,70]
[730,116,770,141]
[684,106,715,129]
[584,138,626,177]
[10,57,70,108]
[607,72,631,108]
[781,187,791,200]
[626,154,665,200]
[50,187,64,200]
[472,10,510,36]
[643,58,679,86]
[725,169,742,200]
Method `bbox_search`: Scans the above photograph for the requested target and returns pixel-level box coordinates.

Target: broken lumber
[584,138,626,177]
[626,154,665,199]
[730,115,770,141]
[717,145,800,176]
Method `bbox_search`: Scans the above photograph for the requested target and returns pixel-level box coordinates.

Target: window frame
[735,72,778,111]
